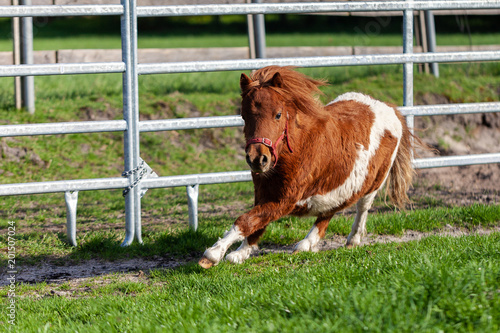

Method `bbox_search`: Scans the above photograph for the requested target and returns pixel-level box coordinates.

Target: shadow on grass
[0,227,218,268]
[0,227,223,285]
[80,228,218,260]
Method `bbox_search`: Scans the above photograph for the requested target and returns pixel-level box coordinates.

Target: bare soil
[413,109,500,193]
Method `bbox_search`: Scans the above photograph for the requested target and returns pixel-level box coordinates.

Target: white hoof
[226,240,258,264]
[202,244,225,266]
[293,239,317,253]
[293,226,321,253]
[346,234,361,248]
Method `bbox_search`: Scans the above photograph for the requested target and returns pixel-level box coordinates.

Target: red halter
[245,116,293,167]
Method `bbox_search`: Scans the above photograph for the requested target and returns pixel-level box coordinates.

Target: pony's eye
[275,112,282,120]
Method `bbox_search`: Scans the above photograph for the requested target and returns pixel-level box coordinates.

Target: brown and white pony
[199,66,417,269]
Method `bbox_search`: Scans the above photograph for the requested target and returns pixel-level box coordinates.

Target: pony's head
[240,66,326,174]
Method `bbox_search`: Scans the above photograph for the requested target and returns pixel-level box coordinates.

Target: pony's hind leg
[293,214,333,253]
[346,191,377,248]
[226,228,266,264]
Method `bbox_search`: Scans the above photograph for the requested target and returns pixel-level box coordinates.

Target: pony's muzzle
[246,144,272,173]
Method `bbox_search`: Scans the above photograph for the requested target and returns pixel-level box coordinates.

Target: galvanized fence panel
[0,0,499,246]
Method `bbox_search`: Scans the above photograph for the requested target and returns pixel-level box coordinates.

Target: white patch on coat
[296,92,403,216]
[203,226,244,265]
[293,225,321,252]
[226,239,258,264]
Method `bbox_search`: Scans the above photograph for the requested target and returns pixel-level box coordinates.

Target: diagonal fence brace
[122,157,158,198]
[139,158,158,198]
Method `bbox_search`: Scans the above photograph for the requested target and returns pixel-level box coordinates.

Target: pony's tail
[386,112,429,209]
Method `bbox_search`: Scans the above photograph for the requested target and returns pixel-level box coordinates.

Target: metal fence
[1,1,499,246]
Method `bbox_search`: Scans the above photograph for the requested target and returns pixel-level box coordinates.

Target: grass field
[0,234,498,332]
[0,16,500,332]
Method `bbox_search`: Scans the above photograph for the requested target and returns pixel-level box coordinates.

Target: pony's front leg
[198,225,245,269]
[199,204,286,269]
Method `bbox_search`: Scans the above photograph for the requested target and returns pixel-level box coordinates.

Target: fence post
[187,184,199,231]
[246,0,256,59]
[416,11,430,74]
[121,0,141,246]
[425,10,439,78]
[12,0,22,110]
[20,0,35,114]
[65,191,78,247]
[251,0,266,59]
[403,0,415,165]
[403,0,414,114]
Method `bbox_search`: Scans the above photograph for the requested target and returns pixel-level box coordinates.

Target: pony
[199,66,419,269]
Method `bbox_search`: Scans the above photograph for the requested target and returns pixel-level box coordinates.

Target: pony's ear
[271,72,284,88]
[240,73,253,93]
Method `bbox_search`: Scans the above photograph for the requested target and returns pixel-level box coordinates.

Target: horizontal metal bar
[401,102,500,117]
[0,5,123,17]
[0,171,251,197]
[0,151,498,196]
[138,51,500,75]
[0,62,125,78]
[414,153,500,169]
[0,177,127,196]
[1,51,497,78]
[137,1,500,17]
[0,120,127,137]
[1,2,499,19]
[3,101,497,138]
[141,171,252,189]
[139,115,244,132]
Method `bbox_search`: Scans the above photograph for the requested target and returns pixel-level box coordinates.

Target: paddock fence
[0,1,499,246]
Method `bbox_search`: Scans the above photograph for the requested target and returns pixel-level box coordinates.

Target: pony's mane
[244,66,328,116]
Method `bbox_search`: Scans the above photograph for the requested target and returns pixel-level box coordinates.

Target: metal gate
[1,0,499,246]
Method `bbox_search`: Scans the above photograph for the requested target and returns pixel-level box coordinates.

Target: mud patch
[417,164,500,192]
[1,139,46,168]
[1,257,184,287]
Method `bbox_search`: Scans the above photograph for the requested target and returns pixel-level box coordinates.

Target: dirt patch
[416,164,500,192]
[1,257,183,287]
[78,98,121,121]
[259,226,500,256]
[1,139,46,169]
[317,224,500,252]
[413,111,500,193]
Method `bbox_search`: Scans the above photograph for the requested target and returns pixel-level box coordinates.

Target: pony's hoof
[345,244,356,249]
[226,252,244,264]
[293,239,317,254]
[198,256,215,269]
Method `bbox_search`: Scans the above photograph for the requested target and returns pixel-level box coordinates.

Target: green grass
[1,234,499,332]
